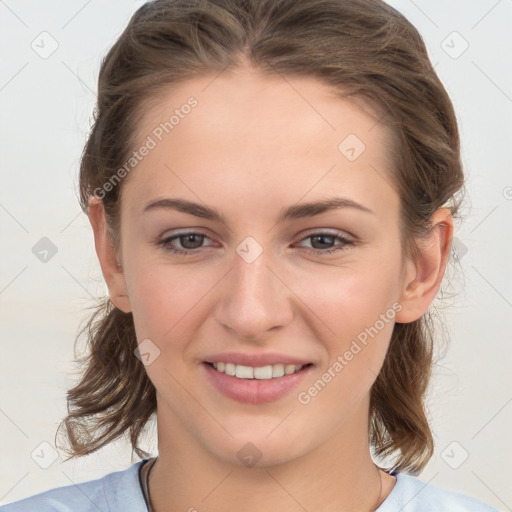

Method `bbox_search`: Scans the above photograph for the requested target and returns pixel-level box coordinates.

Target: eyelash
[157,231,354,256]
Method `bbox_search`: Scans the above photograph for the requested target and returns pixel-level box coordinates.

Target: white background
[0,0,511,509]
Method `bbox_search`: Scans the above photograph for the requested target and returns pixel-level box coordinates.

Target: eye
[157,230,354,256]
[294,231,354,256]
[158,231,214,255]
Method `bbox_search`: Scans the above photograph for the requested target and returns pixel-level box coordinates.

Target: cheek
[125,259,220,344]
[297,256,402,340]
[292,245,403,382]
[295,269,399,415]
[125,231,403,355]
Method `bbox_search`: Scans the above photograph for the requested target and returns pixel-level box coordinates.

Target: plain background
[0,0,511,509]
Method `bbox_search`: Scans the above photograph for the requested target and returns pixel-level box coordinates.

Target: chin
[201,428,312,468]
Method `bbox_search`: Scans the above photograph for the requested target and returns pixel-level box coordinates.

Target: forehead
[122,69,397,221]
[136,68,386,148]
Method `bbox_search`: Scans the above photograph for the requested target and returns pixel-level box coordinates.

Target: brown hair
[57,0,464,475]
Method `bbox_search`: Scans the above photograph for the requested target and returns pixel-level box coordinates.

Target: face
[110,67,413,467]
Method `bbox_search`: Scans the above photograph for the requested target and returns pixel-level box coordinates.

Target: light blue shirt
[1,460,500,511]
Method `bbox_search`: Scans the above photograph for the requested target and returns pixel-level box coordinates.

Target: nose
[213,244,294,342]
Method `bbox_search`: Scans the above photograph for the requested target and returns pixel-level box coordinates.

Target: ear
[88,196,132,313]
[395,207,453,323]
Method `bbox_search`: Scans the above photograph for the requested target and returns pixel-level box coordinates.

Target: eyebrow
[142,196,375,223]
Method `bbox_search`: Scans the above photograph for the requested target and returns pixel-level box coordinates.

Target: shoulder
[0,460,148,512]
[378,472,500,512]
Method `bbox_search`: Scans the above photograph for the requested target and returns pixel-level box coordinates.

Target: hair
[57,0,464,475]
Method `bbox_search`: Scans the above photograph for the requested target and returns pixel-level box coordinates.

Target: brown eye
[295,232,354,256]
[309,234,337,250]
[158,232,211,255]
[176,233,205,249]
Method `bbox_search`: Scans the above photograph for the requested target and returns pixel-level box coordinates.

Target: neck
[148,403,395,512]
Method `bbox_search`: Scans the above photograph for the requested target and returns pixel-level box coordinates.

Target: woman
[2,0,500,510]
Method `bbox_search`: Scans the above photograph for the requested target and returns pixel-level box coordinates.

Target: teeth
[211,362,305,379]
[235,365,254,379]
[284,364,297,375]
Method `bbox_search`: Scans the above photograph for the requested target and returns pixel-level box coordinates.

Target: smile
[207,361,309,379]
[202,361,314,404]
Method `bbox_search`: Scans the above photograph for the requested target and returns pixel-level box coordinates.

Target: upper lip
[203,352,313,367]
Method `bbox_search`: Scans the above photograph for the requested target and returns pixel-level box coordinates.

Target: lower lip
[202,362,313,404]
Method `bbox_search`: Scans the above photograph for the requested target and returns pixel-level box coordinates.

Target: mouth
[202,361,314,404]
[204,361,313,379]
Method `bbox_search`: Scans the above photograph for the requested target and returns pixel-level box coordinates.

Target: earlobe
[88,196,132,314]
[395,208,453,323]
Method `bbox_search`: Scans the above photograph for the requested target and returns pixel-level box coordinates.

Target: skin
[89,65,453,512]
